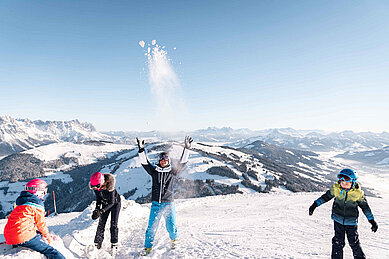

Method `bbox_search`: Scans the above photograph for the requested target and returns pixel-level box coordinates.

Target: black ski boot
[111,243,118,256]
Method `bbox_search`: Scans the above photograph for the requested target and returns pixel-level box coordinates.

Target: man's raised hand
[136,137,145,152]
[185,136,193,149]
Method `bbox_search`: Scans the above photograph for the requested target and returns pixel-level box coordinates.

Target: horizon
[1,1,388,132]
[1,114,388,135]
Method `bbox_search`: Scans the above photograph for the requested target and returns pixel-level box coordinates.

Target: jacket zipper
[343,191,348,225]
[159,172,164,203]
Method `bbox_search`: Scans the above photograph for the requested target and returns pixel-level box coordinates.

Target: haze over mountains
[2,115,389,157]
[105,126,389,153]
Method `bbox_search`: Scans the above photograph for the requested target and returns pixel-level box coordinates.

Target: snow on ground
[1,143,135,217]
[1,192,388,258]
[24,142,134,166]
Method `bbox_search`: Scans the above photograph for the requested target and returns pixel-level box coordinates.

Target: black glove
[369,219,378,232]
[309,202,317,216]
[185,136,193,149]
[92,209,104,220]
[136,137,145,152]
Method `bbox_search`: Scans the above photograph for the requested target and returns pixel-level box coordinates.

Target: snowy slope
[108,140,334,204]
[0,139,360,218]
[0,192,388,258]
[24,142,133,167]
[0,142,134,216]
[110,142,262,201]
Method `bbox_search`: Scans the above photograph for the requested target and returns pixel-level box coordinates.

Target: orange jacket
[4,191,51,245]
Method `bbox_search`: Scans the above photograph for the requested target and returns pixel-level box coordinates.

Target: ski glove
[136,137,145,152]
[185,136,193,149]
[369,219,378,232]
[309,202,317,216]
[92,209,105,220]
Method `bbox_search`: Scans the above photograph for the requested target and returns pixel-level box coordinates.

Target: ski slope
[24,142,134,166]
[1,192,388,258]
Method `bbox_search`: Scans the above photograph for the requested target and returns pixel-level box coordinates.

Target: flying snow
[139,40,186,131]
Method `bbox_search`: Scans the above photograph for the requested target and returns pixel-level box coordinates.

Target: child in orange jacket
[4,179,65,259]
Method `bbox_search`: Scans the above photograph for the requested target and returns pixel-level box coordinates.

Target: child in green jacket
[309,169,378,259]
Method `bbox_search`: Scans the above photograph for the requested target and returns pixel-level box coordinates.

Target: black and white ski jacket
[138,148,189,203]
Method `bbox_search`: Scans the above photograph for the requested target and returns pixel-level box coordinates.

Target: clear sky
[0,1,388,132]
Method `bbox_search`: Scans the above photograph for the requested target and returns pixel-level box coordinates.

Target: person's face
[340,180,352,189]
[159,159,169,168]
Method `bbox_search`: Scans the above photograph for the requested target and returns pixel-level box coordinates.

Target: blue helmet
[337,168,358,182]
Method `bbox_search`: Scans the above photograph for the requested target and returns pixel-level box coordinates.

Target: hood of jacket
[102,173,115,192]
[15,191,45,207]
[331,182,364,202]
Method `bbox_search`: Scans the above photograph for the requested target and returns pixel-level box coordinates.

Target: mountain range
[0,116,388,218]
[0,137,350,218]
[2,115,389,158]
[0,116,105,157]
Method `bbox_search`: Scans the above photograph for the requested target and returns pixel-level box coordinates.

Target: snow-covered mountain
[0,116,107,157]
[0,142,134,217]
[232,128,389,152]
[105,127,389,153]
[102,127,256,144]
[1,118,387,218]
[336,146,389,166]
[1,192,388,258]
[0,138,350,218]
[2,115,388,162]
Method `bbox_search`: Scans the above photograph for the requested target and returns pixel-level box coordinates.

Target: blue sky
[0,1,388,132]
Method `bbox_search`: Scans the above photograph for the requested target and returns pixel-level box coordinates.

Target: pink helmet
[90,172,104,191]
[25,179,48,200]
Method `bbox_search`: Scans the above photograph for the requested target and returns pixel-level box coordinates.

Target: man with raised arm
[137,136,192,256]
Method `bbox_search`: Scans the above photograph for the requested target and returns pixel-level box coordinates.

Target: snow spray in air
[139,40,186,131]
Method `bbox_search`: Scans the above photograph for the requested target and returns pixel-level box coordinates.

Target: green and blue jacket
[315,182,374,225]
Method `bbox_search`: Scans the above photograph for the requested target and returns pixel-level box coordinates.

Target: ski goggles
[89,183,101,190]
[159,155,169,161]
[25,186,48,195]
[337,173,352,182]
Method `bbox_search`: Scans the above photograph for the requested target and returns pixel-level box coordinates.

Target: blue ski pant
[144,201,177,248]
[18,234,65,259]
